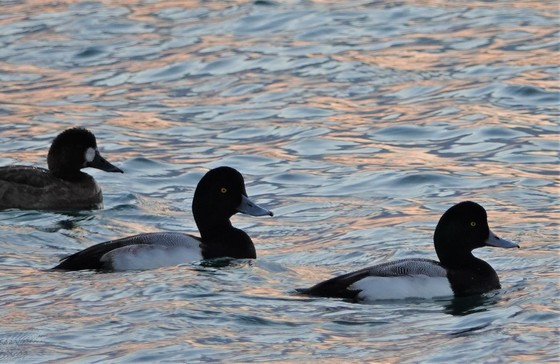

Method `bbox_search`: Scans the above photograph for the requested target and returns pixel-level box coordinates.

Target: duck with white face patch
[0,127,123,210]
[82,146,121,174]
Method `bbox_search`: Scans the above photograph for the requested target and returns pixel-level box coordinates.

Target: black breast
[446,259,501,296]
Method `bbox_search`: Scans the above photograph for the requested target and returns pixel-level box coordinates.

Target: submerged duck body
[0,128,122,210]
[54,166,273,271]
[299,201,519,301]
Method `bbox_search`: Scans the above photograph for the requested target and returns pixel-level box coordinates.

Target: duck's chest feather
[199,227,257,259]
[0,166,102,210]
[445,259,501,296]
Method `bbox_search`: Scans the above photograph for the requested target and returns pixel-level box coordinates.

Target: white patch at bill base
[85,147,96,163]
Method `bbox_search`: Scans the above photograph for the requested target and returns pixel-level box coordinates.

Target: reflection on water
[443,293,503,317]
[0,0,558,362]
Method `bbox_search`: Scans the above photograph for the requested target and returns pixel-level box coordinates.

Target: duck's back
[0,166,102,210]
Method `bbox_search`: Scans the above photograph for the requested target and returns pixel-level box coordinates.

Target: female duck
[53,166,273,271]
[299,201,518,301]
[0,128,122,210]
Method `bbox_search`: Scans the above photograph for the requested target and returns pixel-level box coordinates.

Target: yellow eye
[221,187,227,194]
[470,221,476,227]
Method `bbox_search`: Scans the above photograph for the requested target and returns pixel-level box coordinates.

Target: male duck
[0,127,122,210]
[53,166,273,271]
[299,201,518,301]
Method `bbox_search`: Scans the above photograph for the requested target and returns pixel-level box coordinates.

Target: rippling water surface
[0,1,558,362]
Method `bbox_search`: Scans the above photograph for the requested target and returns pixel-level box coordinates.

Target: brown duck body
[0,128,122,211]
[0,166,103,210]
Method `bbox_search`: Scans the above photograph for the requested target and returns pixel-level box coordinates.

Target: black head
[192,166,272,234]
[47,128,123,181]
[434,201,518,267]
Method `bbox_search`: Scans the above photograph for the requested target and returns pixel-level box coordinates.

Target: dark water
[0,1,558,362]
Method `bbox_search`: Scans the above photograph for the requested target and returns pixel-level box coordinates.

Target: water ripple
[0,0,557,362]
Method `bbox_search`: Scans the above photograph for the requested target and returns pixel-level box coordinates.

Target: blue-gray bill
[237,194,273,217]
[486,230,519,248]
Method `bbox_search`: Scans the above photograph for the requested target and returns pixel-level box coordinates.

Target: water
[0,0,558,362]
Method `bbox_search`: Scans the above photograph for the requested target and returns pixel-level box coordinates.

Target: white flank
[351,275,453,301]
[101,234,203,271]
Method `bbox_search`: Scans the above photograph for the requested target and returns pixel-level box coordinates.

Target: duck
[53,166,273,271]
[298,201,519,301]
[0,127,123,210]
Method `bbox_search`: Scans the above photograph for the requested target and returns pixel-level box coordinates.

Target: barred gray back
[367,258,447,277]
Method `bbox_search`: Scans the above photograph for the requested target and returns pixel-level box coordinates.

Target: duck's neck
[437,248,478,269]
[196,218,233,239]
[52,169,90,182]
